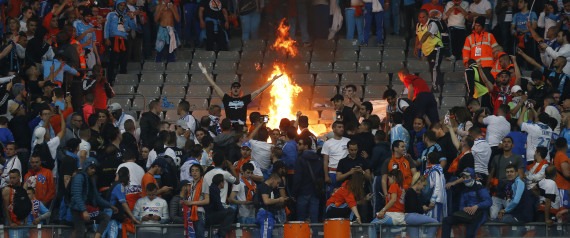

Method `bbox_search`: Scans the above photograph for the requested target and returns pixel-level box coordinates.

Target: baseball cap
[231,82,241,88]
[498,70,511,76]
[510,85,523,94]
[108,103,122,112]
[241,141,252,149]
[33,127,47,144]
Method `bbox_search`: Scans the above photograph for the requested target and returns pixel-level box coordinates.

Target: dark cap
[231,82,241,88]
[474,16,486,26]
[531,69,543,80]
[178,180,191,191]
[498,70,511,76]
[330,94,344,102]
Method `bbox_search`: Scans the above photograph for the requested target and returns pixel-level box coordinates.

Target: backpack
[238,0,257,15]
[33,142,54,170]
[11,186,32,221]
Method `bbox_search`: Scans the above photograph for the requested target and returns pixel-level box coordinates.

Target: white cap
[33,127,47,144]
[510,85,523,94]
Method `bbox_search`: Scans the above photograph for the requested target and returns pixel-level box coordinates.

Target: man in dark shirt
[199,63,282,125]
[431,122,458,176]
[331,94,358,129]
[205,174,235,237]
[139,99,162,148]
[97,126,124,192]
[370,130,391,214]
[256,173,287,237]
[297,115,317,151]
[336,141,372,183]
[349,119,376,156]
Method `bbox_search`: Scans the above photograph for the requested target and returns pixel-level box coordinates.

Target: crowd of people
[1,0,570,238]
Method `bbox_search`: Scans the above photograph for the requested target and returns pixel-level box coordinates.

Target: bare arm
[516,48,543,69]
[477,61,495,91]
[198,62,225,98]
[172,4,181,22]
[154,4,164,22]
[561,161,570,180]
[185,193,210,206]
[381,174,388,196]
[2,188,13,226]
[262,194,285,205]
[250,74,283,99]
[446,124,461,150]
[323,154,330,183]
[247,122,266,140]
[511,55,522,85]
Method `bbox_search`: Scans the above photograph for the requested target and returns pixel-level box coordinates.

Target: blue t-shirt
[512,11,537,34]
[26,200,49,224]
[0,127,14,145]
[42,59,79,84]
[73,20,95,49]
[110,183,127,207]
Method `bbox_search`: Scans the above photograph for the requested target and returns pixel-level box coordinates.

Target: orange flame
[266,64,302,129]
[265,18,328,137]
[272,19,297,57]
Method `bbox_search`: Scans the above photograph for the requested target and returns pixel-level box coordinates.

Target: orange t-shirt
[141,173,157,197]
[386,183,405,213]
[554,152,570,190]
[325,180,357,208]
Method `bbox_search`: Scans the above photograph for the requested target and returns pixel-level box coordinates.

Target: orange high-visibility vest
[463,31,498,68]
[71,38,86,69]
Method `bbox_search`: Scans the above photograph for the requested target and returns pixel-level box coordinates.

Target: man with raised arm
[199,63,282,125]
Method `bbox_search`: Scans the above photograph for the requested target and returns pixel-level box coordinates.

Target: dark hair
[201,136,213,148]
[189,144,203,158]
[9,169,21,177]
[123,149,136,161]
[212,174,224,186]
[468,126,482,136]
[66,138,81,151]
[296,135,313,150]
[453,107,472,123]
[556,137,568,149]
[298,115,309,128]
[286,126,296,139]
[347,140,359,148]
[148,99,160,111]
[146,183,158,192]
[249,112,261,124]
[548,117,558,131]
[545,165,557,179]
[190,164,204,177]
[0,116,9,125]
[536,146,548,159]
[505,164,518,172]
[463,136,475,148]
[279,118,291,131]
[200,116,211,128]
[502,136,513,144]
[242,162,254,172]
[383,89,397,99]
[220,118,232,131]
[392,140,404,151]
[369,115,381,130]
[428,151,441,165]
[332,121,343,129]
[345,84,357,91]
[360,119,372,132]
[388,169,404,188]
[213,152,225,167]
[423,130,437,142]
[538,112,552,124]
[117,167,130,185]
[392,112,403,124]
[375,130,387,141]
[87,113,98,127]
[257,127,269,141]
[362,101,373,113]
[498,104,510,116]
[178,100,190,112]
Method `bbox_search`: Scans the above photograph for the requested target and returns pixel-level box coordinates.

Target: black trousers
[206,208,235,237]
[107,36,128,85]
[449,27,467,59]
[205,21,228,51]
[71,209,110,237]
[414,92,440,124]
[427,47,444,87]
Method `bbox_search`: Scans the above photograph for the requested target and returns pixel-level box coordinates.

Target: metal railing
[2,222,568,238]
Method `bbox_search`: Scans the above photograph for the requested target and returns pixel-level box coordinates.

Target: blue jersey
[512,11,537,34]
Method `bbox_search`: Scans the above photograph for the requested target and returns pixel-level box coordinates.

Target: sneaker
[432,86,440,94]
[446,55,456,61]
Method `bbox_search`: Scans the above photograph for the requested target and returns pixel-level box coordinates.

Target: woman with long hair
[369,169,407,238]
[325,172,365,224]
[450,106,473,142]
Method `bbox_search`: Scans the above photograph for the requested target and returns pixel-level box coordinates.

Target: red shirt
[490,85,512,115]
[401,75,431,100]
[386,183,405,213]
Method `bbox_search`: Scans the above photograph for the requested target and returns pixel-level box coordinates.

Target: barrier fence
[2,222,568,238]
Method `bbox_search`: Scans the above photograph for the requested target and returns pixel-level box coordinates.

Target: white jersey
[537,179,561,210]
[0,156,22,189]
[202,168,237,204]
[522,122,553,162]
[321,137,350,170]
[117,162,145,195]
[231,178,256,219]
[133,196,169,233]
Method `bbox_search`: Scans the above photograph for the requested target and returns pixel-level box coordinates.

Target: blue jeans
[405,213,439,237]
[289,1,310,43]
[384,0,400,34]
[345,8,364,43]
[368,216,396,238]
[183,3,202,45]
[195,212,206,238]
[240,12,261,41]
[326,172,338,199]
[364,3,384,44]
[296,194,319,223]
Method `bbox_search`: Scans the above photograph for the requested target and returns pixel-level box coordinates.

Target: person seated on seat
[369,169,407,238]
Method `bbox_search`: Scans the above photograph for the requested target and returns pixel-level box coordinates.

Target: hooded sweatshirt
[104,0,136,39]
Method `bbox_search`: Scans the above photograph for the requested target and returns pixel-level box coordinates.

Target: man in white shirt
[177,100,198,140]
[32,113,65,177]
[543,95,561,133]
[518,107,554,162]
[481,104,511,157]
[108,103,135,133]
[468,126,492,185]
[133,183,170,234]
[247,122,273,177]
[468,0,492,28]
[444,0,470,59]
[536,166,561,227]
[322,121,350,196]
[540,30,570,75]
[117,150,145,208]
[0,143,21,189]
[202,154,239,205]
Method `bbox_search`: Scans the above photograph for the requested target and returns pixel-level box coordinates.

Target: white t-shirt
[468,0,492,24]
[0,156,22,189]
[231,179,256,218]
[77,139,91,160]
[115,113,136,133]
[180,113,197,140]
[522,122,553,162]
[146,147,177,169]
[482,115,510,146]
[117,162,145,194]
[544,105,561,134]
[472,139,491,175]
[249,139,273,170]
[33,136,61,177]
[202,168,237,204]
[538,178,561,210]
[444,1,470,28]
[321,137,350,170]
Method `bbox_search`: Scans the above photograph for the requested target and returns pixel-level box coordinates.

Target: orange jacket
[463,31,498,68]
[326,180,357,208]
[387,156,413,189]
[24,167,55,204]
